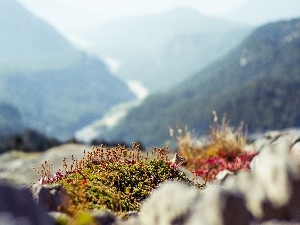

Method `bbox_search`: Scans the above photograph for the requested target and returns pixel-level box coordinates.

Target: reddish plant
[193,150,257,182]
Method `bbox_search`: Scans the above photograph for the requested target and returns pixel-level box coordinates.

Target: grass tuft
[173,113,257,182]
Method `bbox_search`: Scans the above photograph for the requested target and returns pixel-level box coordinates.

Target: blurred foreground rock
[30,184,71,212]
[0,182,54,225]
[0,143,91,184]
[138,181,253,225]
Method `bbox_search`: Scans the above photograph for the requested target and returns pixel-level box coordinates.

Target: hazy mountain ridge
[0,0,136,140]
[159,27,251,86]
[0,103,23,135]
[0,53,136,140]
[211,77,300,130]
[98,17,300,147]
[78,8,251,92]
[0,0,74,63]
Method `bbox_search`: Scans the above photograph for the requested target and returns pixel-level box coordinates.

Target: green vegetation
[33,118,257,224]
[212,77,300,130]
[34,143,194,218]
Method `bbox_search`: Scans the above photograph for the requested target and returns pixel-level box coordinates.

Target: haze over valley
[0,0,300,149]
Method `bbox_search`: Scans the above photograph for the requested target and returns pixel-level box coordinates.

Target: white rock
[139,181,201,225]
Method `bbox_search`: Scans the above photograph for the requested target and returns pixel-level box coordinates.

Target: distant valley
[75,8,252,92]
[96,17,300,147]
[1,0,299,149]
[0,0,136,140]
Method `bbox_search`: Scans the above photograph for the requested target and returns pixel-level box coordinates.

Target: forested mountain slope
[0,0,136,139]
[100,18,300,147]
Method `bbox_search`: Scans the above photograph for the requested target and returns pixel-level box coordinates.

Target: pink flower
[38,177,45,185]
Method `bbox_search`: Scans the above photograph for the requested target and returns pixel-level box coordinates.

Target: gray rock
[251,133,300,171]
[223,171,266,219]
[118,217,141,225]
[193,186,253,225]
[139,181,201,225]
[252,220,300,225]
[215,169,234,184]
[226,134,300,221]
[291,137,300,164]
[253,131,285,152]
[139,181,252,225]
[116,211,140,225]
[0,182,54,225]
[30,183,71,212]
[91,210,116,225]
[124,211,139,218]
[177,166,205,186]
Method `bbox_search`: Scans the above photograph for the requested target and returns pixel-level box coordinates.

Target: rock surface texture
[0,182,55,225]
[30,184,71,212]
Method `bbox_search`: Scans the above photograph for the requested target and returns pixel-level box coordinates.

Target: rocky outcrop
[0,182,55,225]
[138,181,253,225]
[30,183,71,212]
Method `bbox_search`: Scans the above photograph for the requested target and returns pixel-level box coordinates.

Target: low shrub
[33,143,196,217]
[173,113,257,182]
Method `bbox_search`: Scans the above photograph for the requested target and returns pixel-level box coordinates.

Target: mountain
[213,77,300,131]
[0,102,23,135]
[0,0,136,140]
[0,0,74,64]
[77,8,251,92]
[98,18,300,147]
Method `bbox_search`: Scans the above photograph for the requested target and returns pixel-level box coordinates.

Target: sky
[17,0,249,35]
[16,0,300,50]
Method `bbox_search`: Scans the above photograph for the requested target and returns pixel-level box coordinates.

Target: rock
[124,211,139,218]
[91,210,116,225]
[223,171,266,219]
[116,211,140,225]
[139,181,201,225]
[194,186,253,225]
[0,182,55,225]
[215,169,234,184]
[139,181,252,225]
[251,133,300,171]
[177,166,205,186]
[253,131,285,152]
[0,144,91,185]
[30,183,71,212]
[225,134,300,221]
[291,138,300,164]
[253,134,300,220]
[252,220,300,225]
[118,217,141,225]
